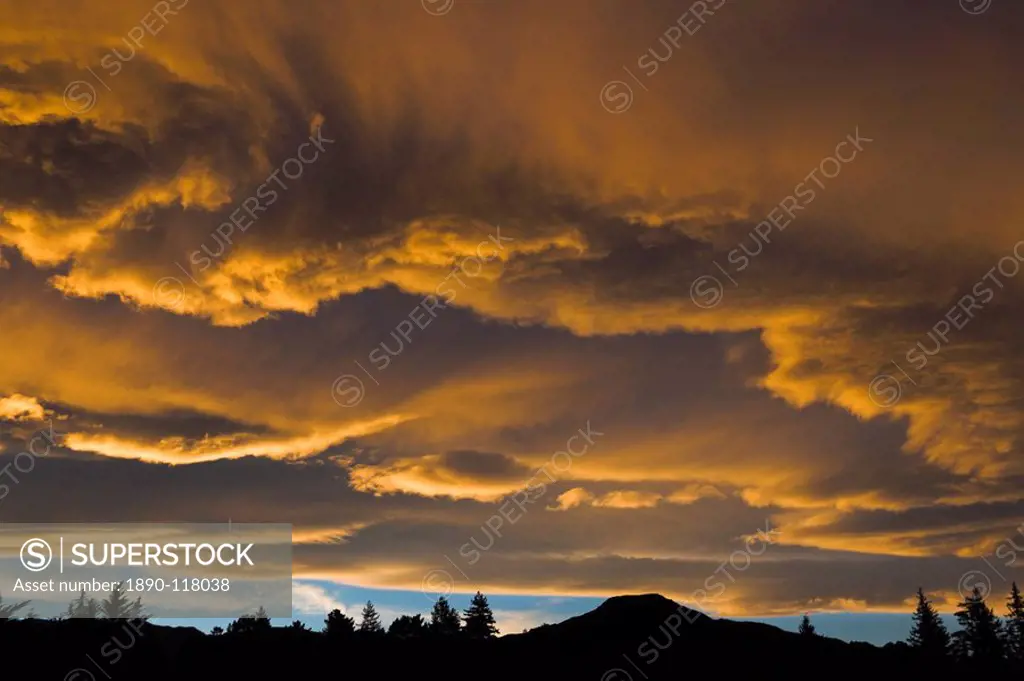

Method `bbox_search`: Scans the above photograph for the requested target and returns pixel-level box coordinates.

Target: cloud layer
[2,0,1024,616]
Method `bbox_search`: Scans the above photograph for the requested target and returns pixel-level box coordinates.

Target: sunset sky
[1,0,1023,643]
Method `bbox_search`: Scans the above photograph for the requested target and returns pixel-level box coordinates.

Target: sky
[1,0,1023,644]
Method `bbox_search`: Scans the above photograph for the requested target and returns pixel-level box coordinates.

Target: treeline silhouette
[903,582,1024,663]
[788,582,1024,668]
[3,586,1024,679]
[217,592,500,639]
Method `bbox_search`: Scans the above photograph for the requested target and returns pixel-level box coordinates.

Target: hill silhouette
[1,593,1016,679]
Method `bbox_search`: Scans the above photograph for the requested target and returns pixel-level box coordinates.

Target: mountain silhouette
[505,593,906,677]
[0,593,1012,679]
[520,593,706,641]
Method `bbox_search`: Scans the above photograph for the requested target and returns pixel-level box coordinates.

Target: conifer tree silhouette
[0,594,30,620]
[907,587,950,657]
[463,591,499,639]
[953,586,1004,662]
[798,614,816,637]
[1005,582,1024,661]
[65,590,100,618]
[388,614,427,638]
[324,609,356,638]
[430,596,461,636]
[359,601,384,634]
[227,606,272,634]
[100,582,145,620]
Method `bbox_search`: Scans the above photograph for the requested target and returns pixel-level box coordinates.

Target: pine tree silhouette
[1005,582,1024,661]
[359,601,384,634]
[430,596,461,636]
[388,614,427,638]
[324,608,356,638]
[227,606,272,634]
[953,586,1005,662]
[0,594,31,620]
[463,591,499,639]
[65,590,100,618]
[907,587,950,657]
[798,614,816,637]
[100,581,145,620]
